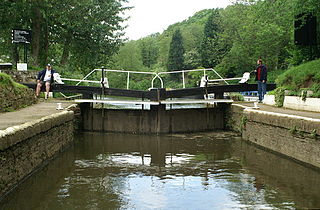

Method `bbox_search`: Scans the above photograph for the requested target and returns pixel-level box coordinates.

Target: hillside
[276,59,320,97]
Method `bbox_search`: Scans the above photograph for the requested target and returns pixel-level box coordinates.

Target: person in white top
[35,64,56,99]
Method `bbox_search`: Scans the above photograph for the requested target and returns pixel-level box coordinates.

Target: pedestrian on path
[35,64,56,99]
[254,59,267,103]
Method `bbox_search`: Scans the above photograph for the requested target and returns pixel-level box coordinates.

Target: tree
[50,0,129,71]
[0,0,129,70]
[139,34,160,68]
[200,9,225,68]
[167,29,185,71]
[113,41,144,71]
[215,0,295,77]
[184,48,202,69]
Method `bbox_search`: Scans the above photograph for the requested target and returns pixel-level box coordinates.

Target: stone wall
[0,111,74,198]
[80,103,227,134]
[228,104,320,169]
[1,70,37,83]
[232,140,320,209]
[0,85,37,112]
[0,71,37,112]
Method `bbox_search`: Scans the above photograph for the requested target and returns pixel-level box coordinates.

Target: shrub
[274,87,285,107]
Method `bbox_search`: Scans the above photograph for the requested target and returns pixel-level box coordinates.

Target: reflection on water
[1,132,320,209]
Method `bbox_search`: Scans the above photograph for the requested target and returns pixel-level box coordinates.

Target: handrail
[151,74,164,88]
[75,69,97,86]
[61,78,101,84]
[61,68,228,90]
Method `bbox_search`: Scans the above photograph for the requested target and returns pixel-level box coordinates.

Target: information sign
[12,29,32,44]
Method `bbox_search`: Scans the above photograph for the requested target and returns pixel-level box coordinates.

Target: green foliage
[229,93,244,101]
[268,69,285,83]
[276,59,320,97]
[274,87,285,107]
[184,49,202,70]
[0,0,129,69]
[200,9,225,68]
[167,29,185,71]
[290,125,298,135]
[113,41,145,71]
[1,0,315,90]
[240,116,247,132]
[139,34,160,68]
[0,73,27,90]
[113,9,213,73]
[300,88,308,101]
[0,73,15,86]
[217,0,298,77]
[310,129,318,140]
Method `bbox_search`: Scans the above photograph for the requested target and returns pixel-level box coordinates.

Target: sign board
[12,29,32,44]
[17,63,27,71]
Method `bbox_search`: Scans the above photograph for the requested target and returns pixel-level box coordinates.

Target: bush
[274,87,285,107]
[229,93,244,101]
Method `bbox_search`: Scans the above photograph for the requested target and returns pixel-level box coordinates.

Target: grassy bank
[275,59,320,97]
[0,73,37,112]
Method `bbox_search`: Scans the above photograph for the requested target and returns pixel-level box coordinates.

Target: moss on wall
[0,73,37,112]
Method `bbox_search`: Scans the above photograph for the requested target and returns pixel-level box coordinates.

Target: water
[1,132,320,209]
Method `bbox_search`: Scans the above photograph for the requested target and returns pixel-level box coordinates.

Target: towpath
[0,100,75,130]
[235,102,320,120]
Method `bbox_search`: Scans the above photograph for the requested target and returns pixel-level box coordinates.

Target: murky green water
[1,132,320,209]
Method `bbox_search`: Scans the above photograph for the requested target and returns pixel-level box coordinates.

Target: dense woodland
[0,0,320,91]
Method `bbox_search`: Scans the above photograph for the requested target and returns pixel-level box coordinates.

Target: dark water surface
[1,132,320,210]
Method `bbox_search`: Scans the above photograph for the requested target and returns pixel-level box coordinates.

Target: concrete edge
[244,108,320,135]
[0,110,74,151]
[244,108,320,122]
[232,104,248,109]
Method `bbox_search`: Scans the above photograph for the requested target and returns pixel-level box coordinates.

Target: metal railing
[60,68,228,90]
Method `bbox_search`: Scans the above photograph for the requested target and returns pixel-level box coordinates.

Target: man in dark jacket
[35,64,56,99]
[254,59,267,103]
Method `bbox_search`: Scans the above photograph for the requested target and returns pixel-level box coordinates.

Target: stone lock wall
[80,103,227,134]
[0,111,74,198]
[228,104,320,169]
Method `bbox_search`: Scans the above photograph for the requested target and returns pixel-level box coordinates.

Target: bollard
[56,103,63,110]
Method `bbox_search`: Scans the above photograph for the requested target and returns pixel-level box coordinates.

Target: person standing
[35,64,56,99]
[254,59,267,103]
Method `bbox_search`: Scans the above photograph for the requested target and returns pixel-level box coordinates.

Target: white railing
[60,68,229,90]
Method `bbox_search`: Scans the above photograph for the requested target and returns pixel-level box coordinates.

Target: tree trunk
[12,44,19,66]
[31,5,42,65]
[42,20,49,65]
[60,34,71,65]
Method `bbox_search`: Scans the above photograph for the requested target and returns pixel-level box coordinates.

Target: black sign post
[12,29,32,63]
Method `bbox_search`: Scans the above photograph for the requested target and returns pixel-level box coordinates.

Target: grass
[0,73,27,90]
[276,59,320,97]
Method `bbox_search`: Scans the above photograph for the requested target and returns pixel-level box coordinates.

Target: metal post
[182,71,185,89]
[127,72,130,89]
[24,43,27,63]
[101,67,105,96]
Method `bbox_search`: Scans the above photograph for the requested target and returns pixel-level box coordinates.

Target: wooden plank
[166,84,276,98]
[160,99,233,104]
[21,83,152,99]
[75,99,160,105]
[74,99,233,105]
